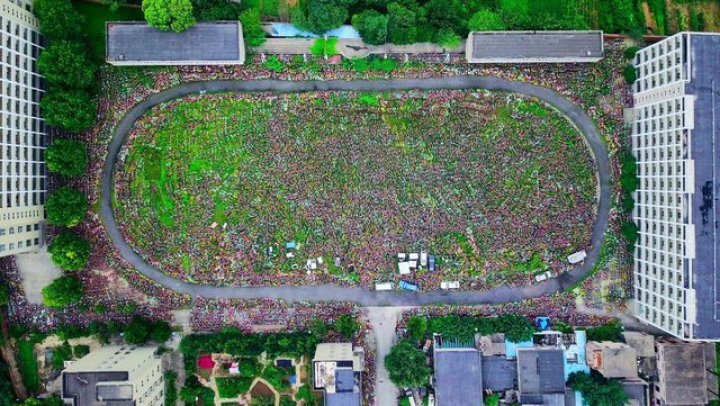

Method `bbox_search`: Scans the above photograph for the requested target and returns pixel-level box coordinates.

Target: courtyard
[114,90,597,289]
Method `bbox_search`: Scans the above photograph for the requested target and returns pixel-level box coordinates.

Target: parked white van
[375,282,394,291]
[440,281,460,290]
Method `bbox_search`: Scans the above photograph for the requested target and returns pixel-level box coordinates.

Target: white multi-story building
[0,0,46,257]
[631,32,720,340]
[62,346,165,406]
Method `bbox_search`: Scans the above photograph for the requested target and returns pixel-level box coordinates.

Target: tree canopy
[386,2,417,45]
[124,316,173,344]
[32,0,85,40]
[38,41,97,89]
[46,138,89,177]
[334,314,359,340]
[384,340,432,388]
[45,187,88,227]
[352,10,388,45]
[143,0,197,32]
[42,276,83,308]
[40,87,97,133]
[292,0,356,34]
[48,232,91,271]
[568,372,629,406]
[405,316,427,341]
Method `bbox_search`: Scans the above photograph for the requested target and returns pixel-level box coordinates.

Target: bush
[484,393,500,406]
[239,8,266,47]
[621,221,638,246]
[48,232,91,271]
[73,344,91,359]
[263,56,284,72]
[0,284,9,306]
[620,152,639,192]
[42,276,83,308]
[405,316,427,341]
[46,139,89,177]
[334,315,359,340]
[621,193,635,214]
[51,341,73,370]
[623,65,637,85]
[624,46,639,60]
[216,377,252,398]
[45,187,88,227]
[352,10,388,45]
[585,321,623,342]
[38,41,97,90]
[469,9,506,31]
[385,340,432,387]
[40,87,97,133]
[239,359,259,378]
[262,365,290,389]
[142,0,197,32]
[434,27,461,48]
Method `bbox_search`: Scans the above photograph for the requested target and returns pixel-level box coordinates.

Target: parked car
[428,393,435,406]
[399,280,419,291]
[375,282,394,291]
[420,251,428,267]
[534,270,553,282]
[428,254,436,272]
[440,281,460,290]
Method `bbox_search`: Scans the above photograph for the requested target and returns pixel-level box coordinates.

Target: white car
[428,394,435,406]
[535,271,553,282]
[375,282,394,291]
[440,281,460,290]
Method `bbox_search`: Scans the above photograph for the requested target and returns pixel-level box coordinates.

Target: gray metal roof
[325,392,361,406]
[517,349,566,398]
[466,31,603,63]
[106,21,244,65]
[482,355,517,391]
[687,33,720,340]
[433,348,483,406]
[656,341,716,405]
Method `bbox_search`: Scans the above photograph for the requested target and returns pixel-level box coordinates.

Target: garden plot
[115,90,596,289]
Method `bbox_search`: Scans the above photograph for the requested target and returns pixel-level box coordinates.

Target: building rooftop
[656,340,717,406]
[620,379,648,406]
[586,341,638,378]
[517,348,566,404]
[433,348,483,406]
[622,332,656,358]
[466,31,603,63]
[687,33,720,340]
[482,355,517,391]
[106,21,245,65]
[63,371,133,406]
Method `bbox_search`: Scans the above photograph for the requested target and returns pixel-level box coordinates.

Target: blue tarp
[269,23,361,39]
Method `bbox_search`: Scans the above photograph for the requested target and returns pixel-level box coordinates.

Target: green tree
[334,315,359,340]
[239,8,266,47]
[143,0,197,32]
[0,284,9,306]
[45,187,88,227]
[387,2,416,44]
[308,317,329,339]
[48,232,91,271]
[33,0,85,40]
[150,320,173,343]
[469,9,506,31]
[484,393,500,406]
[38,41,97,89]
[585,322,623,342]
[294,0,355,34]
[46,139,89,177]
[384,340,432,387]
[405,316,427,341]
[623,65,637,84]
[352,10,388,45]
[40,87,97,133]
[568,372,629,406]
[42,276,83,308]
[124,316,150,344]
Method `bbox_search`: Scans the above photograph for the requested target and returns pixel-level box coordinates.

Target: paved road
[367,307,410,406]
[100,76,612,305]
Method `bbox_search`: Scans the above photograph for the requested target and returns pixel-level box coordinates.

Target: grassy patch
[71,0,144,61]
[17,340,41,393]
